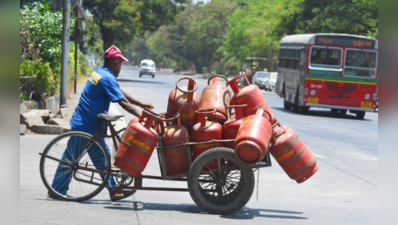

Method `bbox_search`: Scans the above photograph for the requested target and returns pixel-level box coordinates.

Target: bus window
[310,47,342,67]
[343,49,377,78]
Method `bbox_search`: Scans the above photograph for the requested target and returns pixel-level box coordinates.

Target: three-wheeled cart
[39,114,272,215]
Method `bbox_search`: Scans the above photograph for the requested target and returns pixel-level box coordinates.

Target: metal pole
[60,0,71,107]
[74,20,77,93]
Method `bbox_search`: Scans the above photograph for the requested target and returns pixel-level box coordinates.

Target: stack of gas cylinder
[114,74,318,183]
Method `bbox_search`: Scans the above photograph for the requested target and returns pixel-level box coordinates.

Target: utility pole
[72,2,88,93]
[60,0,71,107]
[74,20,78,93]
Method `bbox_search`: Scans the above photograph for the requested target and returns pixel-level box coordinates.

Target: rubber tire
[331,109,339,116]
[139,73,142,77]
[188,148,255,215]
[298,106,309,114]
[292,91,299,112]
[152,75,155,78]
[39,131,110,202]
[356,111,366,119]
[284,100,292,110]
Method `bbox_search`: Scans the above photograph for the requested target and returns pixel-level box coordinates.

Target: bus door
[297,46,308,106]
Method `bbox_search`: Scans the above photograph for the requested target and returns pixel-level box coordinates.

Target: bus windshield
[344,49,377,78]
[141,63,154,68]
[310,47,342,67]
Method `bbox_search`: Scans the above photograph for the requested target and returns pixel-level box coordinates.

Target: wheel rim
[195,156,247,207]
[41,133,109,200]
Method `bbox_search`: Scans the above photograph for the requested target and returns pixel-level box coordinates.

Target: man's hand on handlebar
[141,103,154,110]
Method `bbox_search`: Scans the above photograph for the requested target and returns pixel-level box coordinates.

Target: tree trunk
[100,26,114,52]
[192,60,201,73]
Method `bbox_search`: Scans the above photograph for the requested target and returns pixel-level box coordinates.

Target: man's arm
[121,89,153,109]
[117,98,141,118]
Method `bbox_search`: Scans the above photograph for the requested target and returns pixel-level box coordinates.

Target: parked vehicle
[275,33,378,119]
[139,59,156,78]
[252,71,269,89]
[264,72,278,92]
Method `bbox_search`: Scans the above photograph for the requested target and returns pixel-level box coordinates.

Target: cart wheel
[188,148,255,215]
[39,131,110,202]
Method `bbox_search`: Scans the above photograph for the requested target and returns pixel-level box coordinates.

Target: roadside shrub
[20,0,75,98]
[20,58,59,100]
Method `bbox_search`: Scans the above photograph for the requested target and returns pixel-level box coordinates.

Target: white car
[139,59,156,78]
[253,72,269,89]
[264,72,277,92]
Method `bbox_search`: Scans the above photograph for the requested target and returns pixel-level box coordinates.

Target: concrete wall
[20,82,74,114]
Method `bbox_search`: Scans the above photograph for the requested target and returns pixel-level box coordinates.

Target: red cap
[104,46,129,62]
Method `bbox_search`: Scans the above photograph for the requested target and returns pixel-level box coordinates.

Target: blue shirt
[70,66,125,134]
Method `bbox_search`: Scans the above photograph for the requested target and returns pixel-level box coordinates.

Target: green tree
[276,0,378,37]
[223,0,289,72]
[147,11,190,70]
[86,16,104,59]
[20,0,76,69]
[83,0,187,51]
[20,0,79,99]
[147,0,238,73]
[182,0,238,72]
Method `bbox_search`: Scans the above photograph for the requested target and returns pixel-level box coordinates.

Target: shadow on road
[117,78,167,85]
[102,201,307,220]
[272,107,373,121]
[37,198,307,220]
[220,207,307,220]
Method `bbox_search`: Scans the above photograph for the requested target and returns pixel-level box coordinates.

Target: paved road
[20,67,378,224]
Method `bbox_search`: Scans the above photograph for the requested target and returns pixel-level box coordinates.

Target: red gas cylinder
[167,77,201,130]
[269,125,319,183]
[114,109,161,176]
[130,118,139,123]
[222,104,247,149]
[199,75,231,125]
[234,109,273,164]
[191,109,223,168]
[159,112,190,177]
[226,73,276,124]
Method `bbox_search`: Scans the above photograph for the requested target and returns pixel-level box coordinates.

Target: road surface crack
[317,158,378,187]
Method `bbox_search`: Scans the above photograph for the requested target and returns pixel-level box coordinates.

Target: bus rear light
[372,93,377,100]
[304,89,308,95]
[310,90,316,95]
[365,94,370,100]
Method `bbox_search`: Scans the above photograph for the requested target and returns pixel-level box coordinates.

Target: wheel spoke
[216,185,223,197]
[217,158,221,176]
[190,148,254,212]
[224,163,237,177]
[203,165,217,179]
[40,132,110,201]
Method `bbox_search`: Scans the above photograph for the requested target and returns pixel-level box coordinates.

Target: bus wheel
[299,106,309,114]
[331,109,339,116]
[284,100,292,110]
[356,111,365,119]
[292,91,299,112]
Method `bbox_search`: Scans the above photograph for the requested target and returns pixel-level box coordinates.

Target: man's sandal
[47,190,72,199]
[110,189,136,201]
